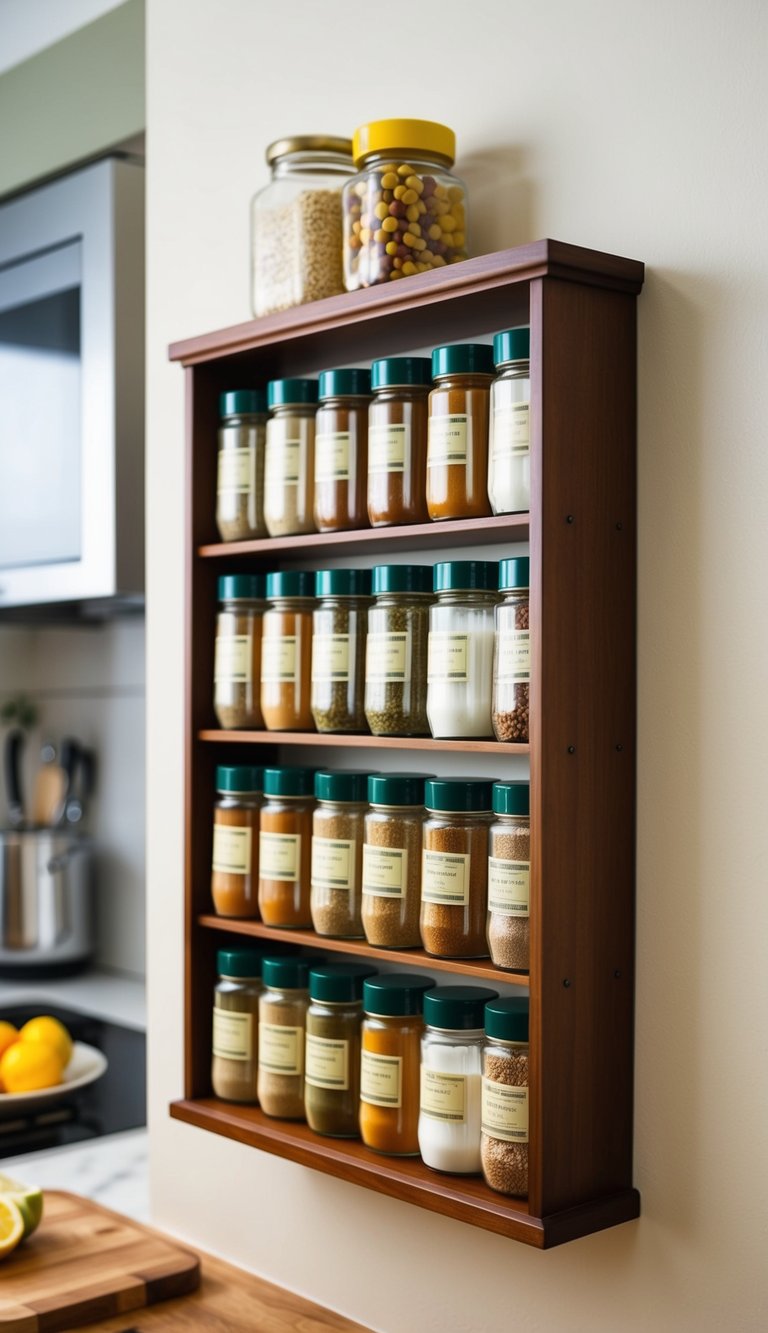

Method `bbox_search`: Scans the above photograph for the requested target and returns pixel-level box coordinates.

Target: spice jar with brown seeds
[421,778,494,958]
[213,574,266,730]
[261,570,315,732]
[487,781,530,971]
[216,390,267,542]
[311,769,371,939]
[426,344,494,522]
[492,557,530,744]
[311,568,372,733]
[362,772,434,949]
[367,358,431,527]
[481,997,530,1197]
[314,368,371,532]
[211,948,263,1104]
[211,764,263,918]
[258,955,314,1120]
[258,766,315,928]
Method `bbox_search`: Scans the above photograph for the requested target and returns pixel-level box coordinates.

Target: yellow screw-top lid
[352,118,456,168]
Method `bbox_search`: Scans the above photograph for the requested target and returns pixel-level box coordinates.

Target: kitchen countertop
[0,966,146,1030]
[1,1128,149,1222]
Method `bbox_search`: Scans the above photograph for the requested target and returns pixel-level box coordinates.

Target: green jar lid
[267,378,319,408]
[219,389,267,417]
[217,947,264,978]
[363,973,435,1017]
[314,568,372,598]
[367,772,435,807]
[315,770,371,803]
[215,765,263,794]
[498,557,529,592]
[485,996,530,1042]
[492,781,530,817]
[424,777,494,813]
[370,357,432,390]
[263,767,316,798]
[265,570,315,599]
[218,573,266,602]
[309,963,378,1003]
[423,985,499,1031]
[318,368,371,399]
[372,564,433,595]
[493,327,530,366]
[431,344,494,379]
[433,561,499,592]
[262,955,314,990]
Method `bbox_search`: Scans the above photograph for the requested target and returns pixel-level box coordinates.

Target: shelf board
[169,1098,640,1249]
[198,512,529,560]
[198,729,528,756]
[197,914,529,986]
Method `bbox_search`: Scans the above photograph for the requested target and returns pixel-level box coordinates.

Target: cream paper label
[368,423,408,474]
[487,858,530,915]
[360,1050,402,1107]
[481,1078,529,1142]
[217,446,253,493]
[212,825,252,876]
[421,850,471,906]
[427,632,469,682]
[311,634,350,681]
[365,631,410,683]
[260,635,296,682]
[259,1024,303,1075]
[214,634,252,683]
[493,404,530,455]
[420,1068,467,1122]
[265,419,301,486]
[259,832,300,881]
[212,1008,253,1061]
[315,430,350,482]
[311,837,354,893]
[495,630,530,683]
[362,845,406,898]
[305,1035,350,1090]
[427,414,469,467]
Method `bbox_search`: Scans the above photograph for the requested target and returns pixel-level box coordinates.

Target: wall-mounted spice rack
[170,239,644,1249]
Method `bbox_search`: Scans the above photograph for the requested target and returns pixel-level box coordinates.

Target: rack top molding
[169,240,645,367]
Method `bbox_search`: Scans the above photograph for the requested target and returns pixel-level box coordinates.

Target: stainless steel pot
[0,830,93,976]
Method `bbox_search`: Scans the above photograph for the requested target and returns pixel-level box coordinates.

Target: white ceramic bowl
[0,1042,108,1116]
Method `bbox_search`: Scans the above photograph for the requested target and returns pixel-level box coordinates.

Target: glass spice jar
[311,769,370,939]
[258,767,315,928]
[257,955,314,1120]
[211,947,264,1104]
[364,564,433,737]
[426,344,494,522]
[213,574,266,730]
[427,561,499,739]
[487,782,531,972]
[481,997,530,1197]
[216,390,267,542]
[487,328,531,516]
[421,778,494,959]
[361,772,434,950]
[418,985,498,1174]
[492,557,530,744]
[305,963,377,1138]
[260,570,315,732]
[367,358,431,527]
[311,568,372,733]
[264,379,318,537]
[360,973,435,1156]
[314,368,371,532]
[211,764,263,919]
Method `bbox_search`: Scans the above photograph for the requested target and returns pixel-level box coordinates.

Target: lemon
[0,1022,17,1059]
[0,1174,43,1239]
[0,1039,63,1094]
[19,1016,73,1068]
[0,1196,24,1261]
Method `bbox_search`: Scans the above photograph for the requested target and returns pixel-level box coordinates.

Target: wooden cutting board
[0,1192,199,1331]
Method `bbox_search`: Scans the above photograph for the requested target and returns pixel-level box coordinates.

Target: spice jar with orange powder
[258,767,315,928]
[426,344,494,521]
[260,571,315,732]
[359,972,435,1155]
[211,765,263,918]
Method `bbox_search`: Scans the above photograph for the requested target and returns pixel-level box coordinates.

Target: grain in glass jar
[211,948,263,1103]
[211,765,263,919]
[311,568,372,733]
[258,955,313,1119]
[488,328,531,516]
[360,973,435,1155]
[258,767,315,928]
[487,782,530,972]
[261,570,315,732]
[367,358,431,527]
[213,574,266,730]
[491,557,530,744]
[421,778,494,959]
[343,119,469,291]
[426,561,499,739]
[314,368,371,532]
[264,379,318,537]
[361,772,433,949]
[305,963,377,1138]
[364,564,433,737]
[311,769,370,939]
[481,997,530,1197]
[216,390,267,542]
[418,986,498,1174]
[426,344,494,521]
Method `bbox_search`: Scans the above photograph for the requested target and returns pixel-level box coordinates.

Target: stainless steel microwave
[0,157,144,612]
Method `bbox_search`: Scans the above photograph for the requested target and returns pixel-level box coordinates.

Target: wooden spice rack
[170,239,644,1249]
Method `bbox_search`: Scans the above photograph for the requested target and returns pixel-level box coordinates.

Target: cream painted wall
[145,1,768,1328]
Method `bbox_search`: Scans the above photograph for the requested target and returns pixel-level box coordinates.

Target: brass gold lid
[266,135,353,165]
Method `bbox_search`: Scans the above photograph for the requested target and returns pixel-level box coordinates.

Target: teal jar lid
[498,557,529,592]
[493,327,530,366]
[315,568,372,598]
[315,770,371,803]
[309,963,378,1003]
[372,564,433,595]
[217,947,264,978]
[431,344,494,379]
[318,368,371,399]
[433,561,498,592]
[215,765,263,794]
[424,777,494,813]
[367,772,434,807]
[262,955,314,990]
[263,767,315,798]
[266,570,315,599]
[219,389,267,417]
[363,973,435,1017]
[485,996,529,1042]
[492,781,530,817]
[267,378,319,408]
[370,357,432,390]
[423,985,499,1030]
[218,573,266,602]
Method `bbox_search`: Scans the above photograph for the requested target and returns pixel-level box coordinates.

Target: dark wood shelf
[198,512,529,561]
[198,729,528,756]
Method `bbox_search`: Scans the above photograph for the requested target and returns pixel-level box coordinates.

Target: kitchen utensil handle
[4,728,25,828]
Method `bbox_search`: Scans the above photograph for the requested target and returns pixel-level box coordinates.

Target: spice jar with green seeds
[364,564,433,737]
[311,568,372,733]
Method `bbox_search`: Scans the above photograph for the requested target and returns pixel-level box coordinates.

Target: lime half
[0,1174,43,1239]
[0,1196,24,1260]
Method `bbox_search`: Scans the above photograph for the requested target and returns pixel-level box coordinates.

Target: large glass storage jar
[311,568,371,733]
[360,973,435,1156]
[418,986,498,1174]
[257,955,313,1120]
[421,779,494,959]
[258,767,315,928]
[481,997,530,1197]
[367,358,431,527]
[314,368,371,532]
[426,561,499,739]
[361,772,433,949]
[216,390,267,542]
[487,781,530,972]
[213,573,266,730]
[264,379,318,538]
[364,564,433,737]
[426,345,494,521]
[488,328,531,516]
[211,948,263,1103]
[311,769,369,939]
[211,764,263,919]
[261,570,315,732]
[343,119,469,291]
[491,557,530,744]
[305,963,376,1138]
[251,136,354,318]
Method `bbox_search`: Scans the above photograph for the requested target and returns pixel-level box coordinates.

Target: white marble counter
[0,968,146,1030]
[2,1128,149,1222]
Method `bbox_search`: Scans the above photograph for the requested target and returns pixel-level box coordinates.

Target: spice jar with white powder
[418,985,498,1174]
[426,561,498,738]
[264,379,318,538]
[487,328,531,515]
